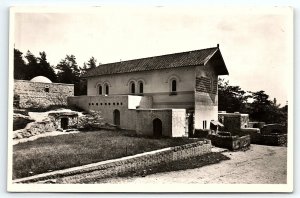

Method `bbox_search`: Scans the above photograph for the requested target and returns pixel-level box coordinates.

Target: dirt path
[98,145,287,184]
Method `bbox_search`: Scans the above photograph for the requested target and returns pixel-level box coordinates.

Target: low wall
[209,133,251,150]
[260,124,287,135]
[14,140,211,184]
[238,128,287,146]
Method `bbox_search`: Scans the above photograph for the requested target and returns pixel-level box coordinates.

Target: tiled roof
[83,47,224,77]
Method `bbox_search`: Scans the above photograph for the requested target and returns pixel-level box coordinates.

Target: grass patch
[13,130,199,179]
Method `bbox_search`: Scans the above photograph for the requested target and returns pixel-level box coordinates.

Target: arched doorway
[113,109,120,126]
[153,118,162,137]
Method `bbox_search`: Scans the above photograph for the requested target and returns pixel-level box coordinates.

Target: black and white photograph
[7,6,293,192]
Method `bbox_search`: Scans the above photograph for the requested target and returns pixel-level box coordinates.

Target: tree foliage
[14,49,27,80]
[14,49,56,81]
[218,78,250,113]
[56,55,81,95]
[218,78,287,125]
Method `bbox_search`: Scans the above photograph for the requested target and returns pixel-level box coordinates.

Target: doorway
[113,109,120,126]
[153,118,162,137]
[61,117,69,129]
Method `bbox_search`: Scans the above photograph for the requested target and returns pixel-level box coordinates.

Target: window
[98,85,102,95]
[44,87,49,92]
[203,120,207,129]
[130,82,135,94]
[105,84,109,95]
[172,80,177,92]
[139,82,144,94]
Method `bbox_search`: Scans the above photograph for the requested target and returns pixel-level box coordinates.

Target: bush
[77,110,105,130]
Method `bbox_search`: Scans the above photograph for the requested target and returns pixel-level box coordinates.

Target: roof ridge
[83,46,222,77]
[95,47,218,67]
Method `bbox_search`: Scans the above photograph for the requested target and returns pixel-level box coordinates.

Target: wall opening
[105,84,109,95]
[113,109,120,126]
[139,82,143,94]
[153,118,162,137]
[172,79,177,92]
[98,85,102,95]
[61,117,69,129]
[131,82,135,94]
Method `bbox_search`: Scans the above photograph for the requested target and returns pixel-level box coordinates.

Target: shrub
[77,110,105,130]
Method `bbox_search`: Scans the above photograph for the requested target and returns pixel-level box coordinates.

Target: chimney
[217,44,219,48]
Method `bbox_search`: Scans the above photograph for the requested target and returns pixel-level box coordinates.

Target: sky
[13,6,293,106]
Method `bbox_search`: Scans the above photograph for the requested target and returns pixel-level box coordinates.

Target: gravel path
[98,145,287,184]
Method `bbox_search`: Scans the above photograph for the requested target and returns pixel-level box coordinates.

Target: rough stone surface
[14,80,74,109]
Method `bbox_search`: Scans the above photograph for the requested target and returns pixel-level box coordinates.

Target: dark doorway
[153,118,162,137]
[61,118,69,129]
[113,109,120,126]
[187,112,194,137]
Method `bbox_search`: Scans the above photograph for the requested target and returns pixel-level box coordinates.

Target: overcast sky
[13,7,292,106]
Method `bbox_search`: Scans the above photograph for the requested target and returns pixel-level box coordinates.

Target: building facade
[68,45,229,137]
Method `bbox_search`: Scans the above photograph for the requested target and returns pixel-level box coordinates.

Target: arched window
[105,84,109,95]
[131,82,135,94]
[139,82,143,94]
[98,85,102,95]
[171,79,177,92]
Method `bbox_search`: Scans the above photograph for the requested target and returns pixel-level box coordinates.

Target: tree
[218,78,250,113]
[25,50,39,80]
[79,57,99,95]
[37,51,57,82]
[56,55,81,95]
[250,91,287,124]
[14,48,27,79]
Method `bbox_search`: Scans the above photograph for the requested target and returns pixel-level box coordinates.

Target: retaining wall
[14,140,211,184]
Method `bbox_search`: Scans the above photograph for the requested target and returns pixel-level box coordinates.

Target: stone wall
[14,140,211,184]
[14,80,74,108]
[135,109,187,137]
[135,109,173,137]
[260,124,287,135]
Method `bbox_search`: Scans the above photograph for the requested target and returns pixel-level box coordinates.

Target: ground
[95,144,287,184]
[13,130,198,179]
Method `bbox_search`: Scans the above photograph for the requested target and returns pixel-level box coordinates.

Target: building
[14,76,74,109]
[68,45,229,137]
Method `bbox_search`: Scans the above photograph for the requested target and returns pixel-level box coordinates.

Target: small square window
[45,88,49,92]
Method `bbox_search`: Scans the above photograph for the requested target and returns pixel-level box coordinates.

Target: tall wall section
[194,62,218,130]
[68,95,153,130]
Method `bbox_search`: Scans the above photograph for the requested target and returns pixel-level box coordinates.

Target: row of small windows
[89,102,123,106]
[97,79,178,95]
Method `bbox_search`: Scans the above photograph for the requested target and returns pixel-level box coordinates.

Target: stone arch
[102,80,111,87]
[94,81,103,88]
[165,74,181,83]
[126,78,137,86]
